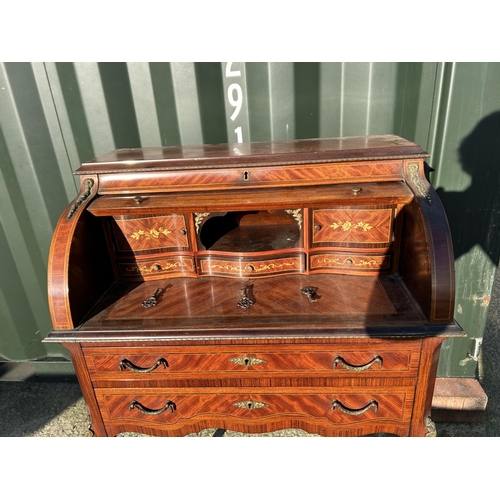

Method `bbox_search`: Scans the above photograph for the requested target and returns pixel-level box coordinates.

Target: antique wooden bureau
[45,135,463,437]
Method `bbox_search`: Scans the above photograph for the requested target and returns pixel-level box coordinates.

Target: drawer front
[312,208,393,247]
[96,388,414,428]
[111,214,189,252]
[97,161,405,194]
[84,344,419,378]
[117,255,196,280]
[198,255,304,277]
[310,253,391,273]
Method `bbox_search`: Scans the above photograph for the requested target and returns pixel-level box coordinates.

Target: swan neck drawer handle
[129,399,176,415]
[119,357,168,373]
[333,355,382,371]
[331,399,378,415]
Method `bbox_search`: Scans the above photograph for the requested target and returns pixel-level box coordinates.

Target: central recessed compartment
[200,210,301,252]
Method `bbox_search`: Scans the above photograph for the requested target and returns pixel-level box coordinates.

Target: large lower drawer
[95,387,414,435]
[83,342,421,382]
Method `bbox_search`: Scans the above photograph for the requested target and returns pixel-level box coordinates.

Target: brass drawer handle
[129,399,176,415]
[233,400,269,411]
[142,287,164,308]
[331,399,378,415]
[237,284,254,309]
[119,357,168,373]
[333,355,382,371]
[229,355,267,366]
[301,286,319,302]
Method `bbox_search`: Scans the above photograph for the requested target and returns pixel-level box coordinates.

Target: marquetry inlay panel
[199,256,304,277]
[310,253,391,271]
[111,215,189,252]
[312,208,393,246]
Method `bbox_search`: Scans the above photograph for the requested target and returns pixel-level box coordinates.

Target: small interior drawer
[109,214,190,253]
[310,252,391,274]
[312,207,394,248]
[117,255,195,280]
[198,255,305,277]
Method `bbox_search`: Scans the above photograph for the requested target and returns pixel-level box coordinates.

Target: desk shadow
[436,111,500,264]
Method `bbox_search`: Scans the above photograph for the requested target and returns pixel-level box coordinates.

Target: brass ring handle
[119,357,168,373]
[129,399,176,415]
[331,399,378,415]
[333,355,382,371]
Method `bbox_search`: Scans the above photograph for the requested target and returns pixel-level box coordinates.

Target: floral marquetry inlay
[112,215,189,252]
[330,221,373,232]
[200,257,302,276]
[130,227,172,240]
[313,208,392,245]
[310,254,390,271]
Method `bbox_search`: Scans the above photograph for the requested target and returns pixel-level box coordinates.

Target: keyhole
[247,402,253,410]
[244,357,250,366]
[243,171,249,181]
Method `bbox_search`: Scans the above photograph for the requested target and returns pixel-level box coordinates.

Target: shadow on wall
[436,111,500,265]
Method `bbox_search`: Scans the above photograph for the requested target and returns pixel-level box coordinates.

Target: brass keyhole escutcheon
[229,355,267,366]
[243,170,250,181]
[233,400,269,410]
[237,284,254,309]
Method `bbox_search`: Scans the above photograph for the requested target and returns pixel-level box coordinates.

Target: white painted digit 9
[228,83,242,121]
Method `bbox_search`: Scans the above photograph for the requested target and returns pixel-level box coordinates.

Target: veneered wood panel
[87,182,414,215]
[84,345,418,376]
[117,255,196,280]
[111,214,189,252]
[310,253,391,273]
[313,208,393,246]
[96,387,415,437]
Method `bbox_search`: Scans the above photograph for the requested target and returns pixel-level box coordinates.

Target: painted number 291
[226,62,243,143]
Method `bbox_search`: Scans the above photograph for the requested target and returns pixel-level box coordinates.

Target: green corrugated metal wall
[1,62,499,377]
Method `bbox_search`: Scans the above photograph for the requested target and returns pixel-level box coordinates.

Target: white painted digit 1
[234,126,243,143]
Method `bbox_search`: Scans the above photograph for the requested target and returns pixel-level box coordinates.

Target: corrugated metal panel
[1,61,498,377]
[425,62,500,376]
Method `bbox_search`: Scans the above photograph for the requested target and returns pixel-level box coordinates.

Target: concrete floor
[1,272,498,438]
